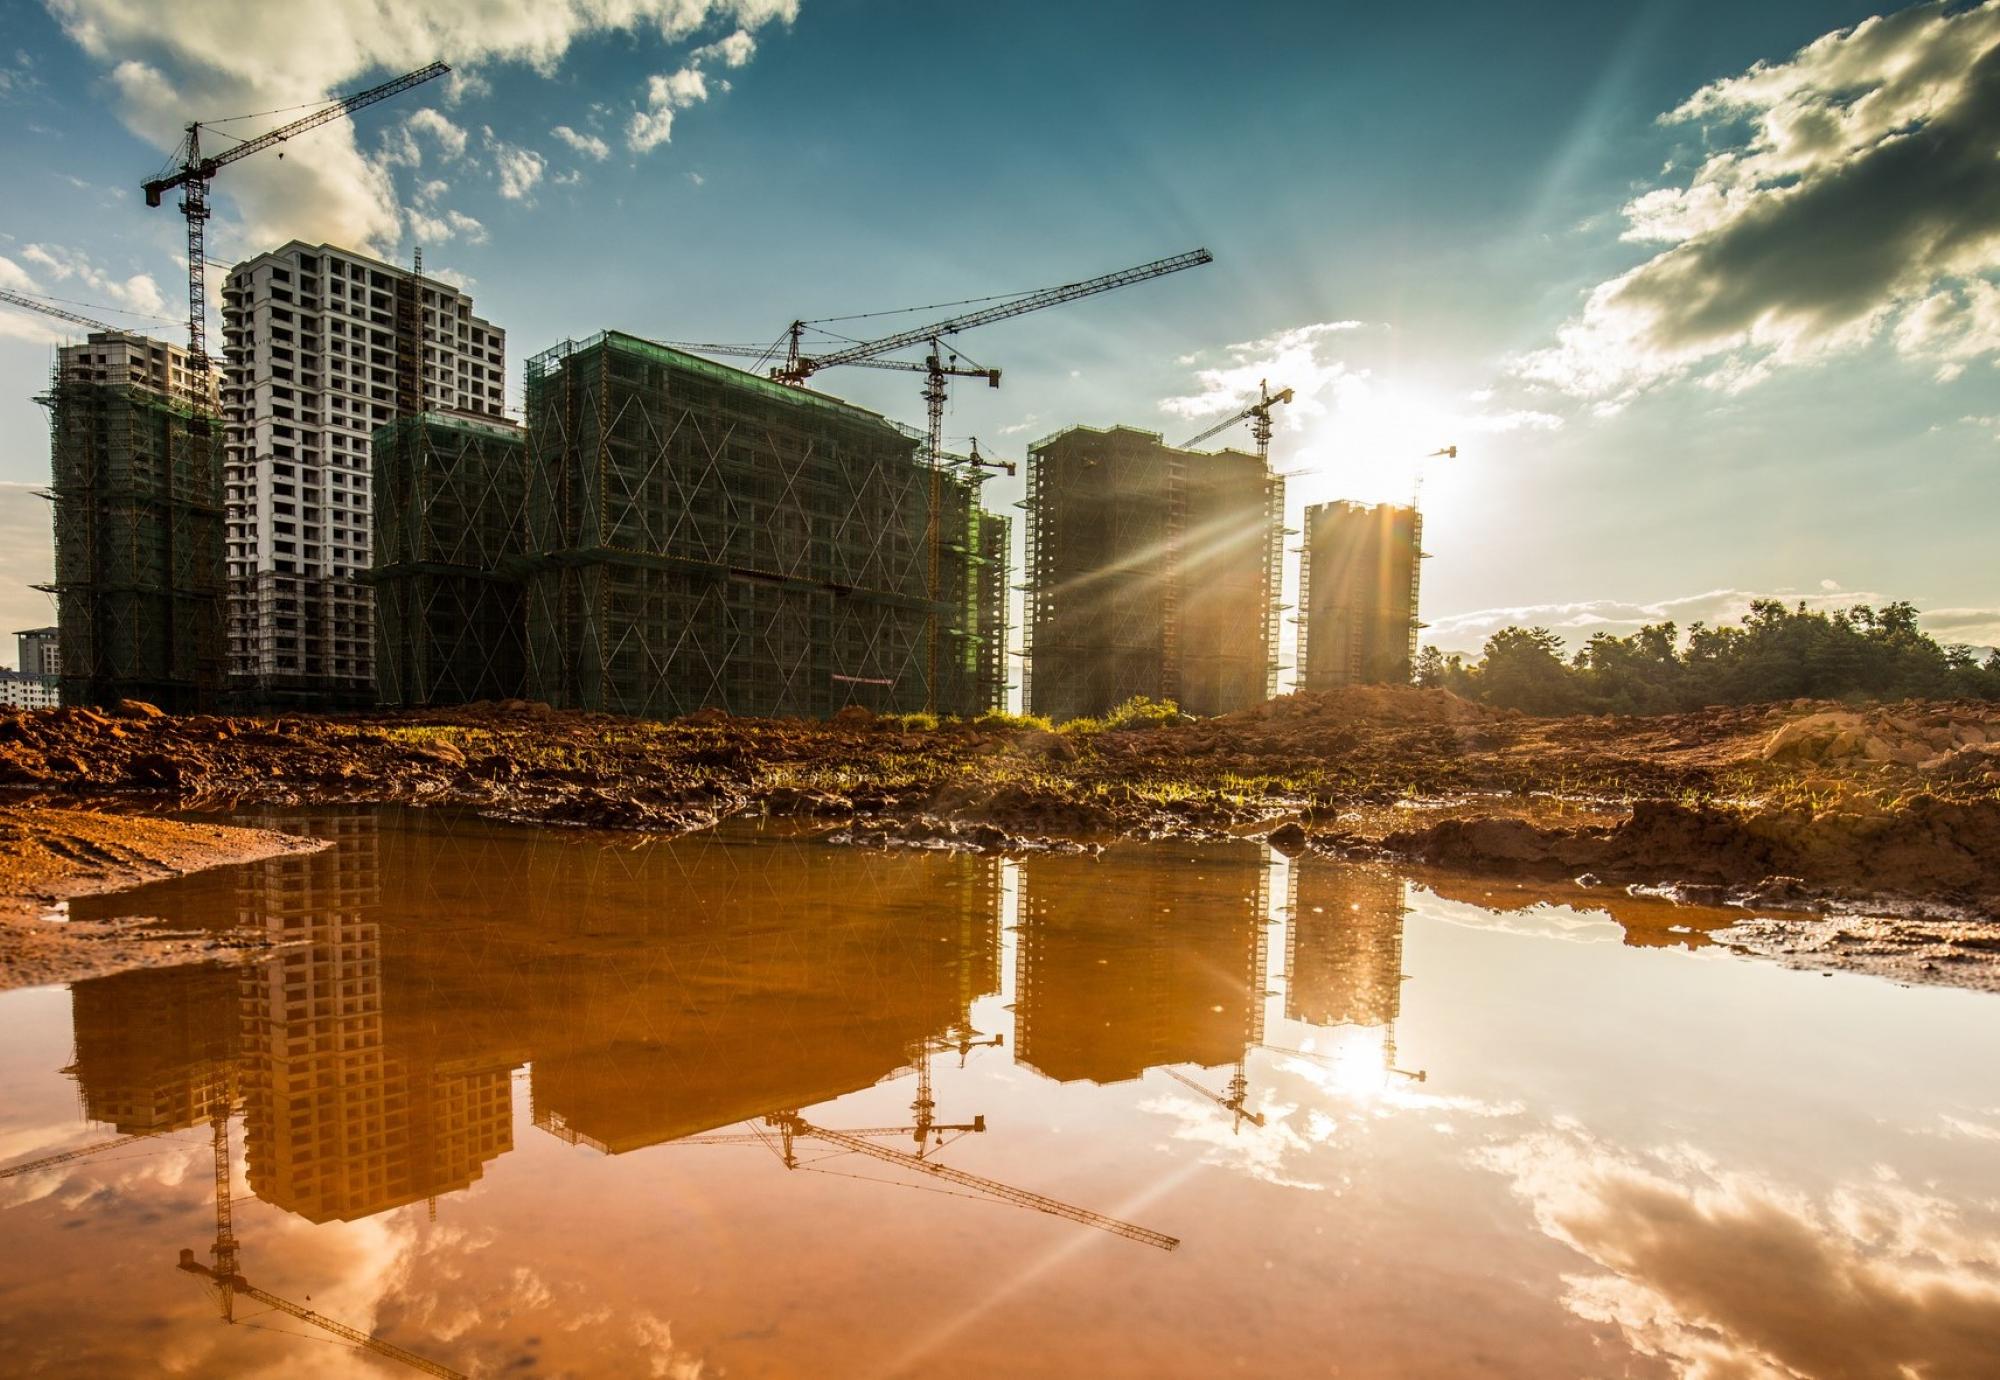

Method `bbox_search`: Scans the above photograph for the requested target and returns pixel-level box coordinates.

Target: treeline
[1414,600,2000,715]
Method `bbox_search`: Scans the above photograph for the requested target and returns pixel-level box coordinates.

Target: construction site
[514,332,1008,719]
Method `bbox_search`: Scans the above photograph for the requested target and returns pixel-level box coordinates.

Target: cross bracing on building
[367,331,1007,718]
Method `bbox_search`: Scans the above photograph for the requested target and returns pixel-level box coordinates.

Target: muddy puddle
[2,807,1996,1377]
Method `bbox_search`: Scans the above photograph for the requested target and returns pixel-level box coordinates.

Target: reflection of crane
[767,1110,1178,1251]
[140,61,448,379]
[0,1132,157,1178]
[178,1110,464,1378]
[723,249,1213,709]
[1163,1064,1265,1131]
[662,1023,1175,1250]
[1262,1042,1426,1083]
[1180,378,1295,462]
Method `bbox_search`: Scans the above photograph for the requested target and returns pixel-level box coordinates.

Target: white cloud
[486,134,546,201]
[14,243,165,316]
[1479,1127,2000,1379]
[1515,1,2000,405]
[1160,321,1366,422]
[551,124,609,160]
[48,0,803,254]
[628,67,712,153]
[386,107,472,167]
[692,29,756,67]
[627,10,789,155]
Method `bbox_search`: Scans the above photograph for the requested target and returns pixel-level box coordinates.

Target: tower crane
[1412,444,1456,508]
[766,1110,1179,1251]
[0,289,121,335]
[140,60,449,383]
[696,248,1212,710]
[1162,1065,1265,1132]
[178,1109,464,1378]
[0,1132,158,1179]
[1179,378,1295,462]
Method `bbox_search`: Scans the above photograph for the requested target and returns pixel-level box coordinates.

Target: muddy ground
[1,688,1996,991]
[0,803,325,988]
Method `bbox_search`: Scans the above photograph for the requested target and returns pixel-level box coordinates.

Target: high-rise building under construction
[502,331,1007,718]
[1297,500,1422,690]
[1023,425,1282,720]
[368,410,527,708]
[42,330,224,710]
[221,242,507,706]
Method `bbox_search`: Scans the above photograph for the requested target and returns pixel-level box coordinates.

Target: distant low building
[0,670,61,710]
[15,627,59,678]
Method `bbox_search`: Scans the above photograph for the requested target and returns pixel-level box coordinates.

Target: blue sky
[2,0,1997,673]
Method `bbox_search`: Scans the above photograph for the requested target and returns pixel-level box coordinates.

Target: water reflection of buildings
[513,838,1004,1154]
[1285,864,1407,1030]
[1013,845,1269,1085]
[62,815,1007,1222]
[234,814,515,1223]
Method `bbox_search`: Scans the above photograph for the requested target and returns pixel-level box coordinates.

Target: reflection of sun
[1273,1034,1397,1106]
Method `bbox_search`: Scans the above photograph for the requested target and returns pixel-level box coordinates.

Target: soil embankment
[0,803,324,988]
[2,691,1997,990]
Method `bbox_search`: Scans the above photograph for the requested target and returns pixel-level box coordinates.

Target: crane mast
[1180,378,1295,461]
[140,60,448,379]
[760,248,1212,711]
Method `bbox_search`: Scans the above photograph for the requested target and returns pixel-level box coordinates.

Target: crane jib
[787,247,1213,376]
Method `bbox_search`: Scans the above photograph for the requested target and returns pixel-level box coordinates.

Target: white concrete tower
[220,242,507,704]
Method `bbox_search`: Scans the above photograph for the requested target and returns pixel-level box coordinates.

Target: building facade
[220,242,507,706]
[15,627,59,677]
[0,670,60,710]
[44,331,224,711]
[1024,425,1282,721]
[1297,501,1422,691]
[368,410,528,707]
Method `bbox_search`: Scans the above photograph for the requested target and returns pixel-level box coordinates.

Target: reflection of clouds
[1930,1111,2000,1145]
[1479,1128,2000,1379]
[1412,889,1627,945]
[1140,1093,1322,1191]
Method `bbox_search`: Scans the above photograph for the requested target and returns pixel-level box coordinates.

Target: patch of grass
[1101,696,1187,730]
[882,711,941,732]
[974,709,1054,732]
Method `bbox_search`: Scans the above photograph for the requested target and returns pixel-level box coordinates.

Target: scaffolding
[1022,425,1281,721]
[369,412,528,706]
[41,374,224,710]
[515,332,1005,719]
[1296,501,1422,691]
